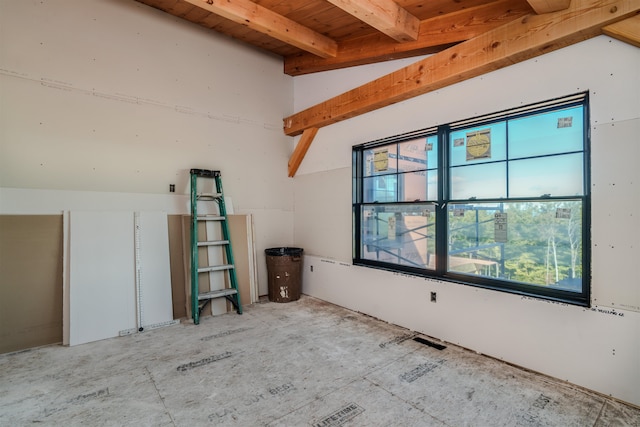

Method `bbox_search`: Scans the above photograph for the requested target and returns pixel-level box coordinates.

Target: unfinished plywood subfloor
[0,296,638,426]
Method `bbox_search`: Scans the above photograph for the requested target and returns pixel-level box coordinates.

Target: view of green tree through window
[353,93,590,305]
[448,201,583,292]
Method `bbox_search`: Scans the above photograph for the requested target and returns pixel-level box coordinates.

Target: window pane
[399,170,438,202]
[450,162,507,200]
[450,122,506,167]
[398,139,428,173]
[364,145,397,177]
[426,135,438,169]
[509,106,584,159]
[400,171,425,201]
[363,175,397,203]
[509,153,584,197]
[361,204,436,269]
[427,170,438,201]
[448,201,583,292]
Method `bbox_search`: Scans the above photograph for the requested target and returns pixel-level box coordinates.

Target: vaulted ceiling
[135,0,639,176]
[135,0,571,75]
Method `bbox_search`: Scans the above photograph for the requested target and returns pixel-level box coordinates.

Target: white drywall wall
[0,0,295,296]
[292,36,640,406]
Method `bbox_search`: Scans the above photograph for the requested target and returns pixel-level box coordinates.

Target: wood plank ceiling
[136,0,541,76]
[135,0,639,176]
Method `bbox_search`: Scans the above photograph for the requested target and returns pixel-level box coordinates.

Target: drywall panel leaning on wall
[68,211,173,346]
[228,214,259,305]
[0,215,63,354]
[69,211,136,346]
[135,212,174,329]
[176,214,259,319]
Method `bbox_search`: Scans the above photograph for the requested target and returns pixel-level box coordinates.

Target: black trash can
[265,247,303,303]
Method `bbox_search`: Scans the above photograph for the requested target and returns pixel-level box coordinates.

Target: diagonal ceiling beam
[285,0,533,76]
[602,14,640,47]
[325,0,420,42]
[526,0,572,14]
[283,0,640,137]
[288,128,319,177]
[183,0,338,58]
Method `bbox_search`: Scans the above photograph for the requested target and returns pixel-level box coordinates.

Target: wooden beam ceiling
[603,14,640,47]
[182,0,338,58]
[134,0,637,177]
[285,0,534,76]
[325,0,420,42]
[142,0,580,76]
[284,0,640,138]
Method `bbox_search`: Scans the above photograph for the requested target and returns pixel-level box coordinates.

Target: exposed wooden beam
[288,128,319,177]
[284,0,533,76]
[283,0,640,137]
[182,0,338,58]
[603,14,640,47]
[325,0,420,42]
[526,0,572,14]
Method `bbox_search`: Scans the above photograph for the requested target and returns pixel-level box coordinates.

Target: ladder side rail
[215,174,242,314]
[190,171,200,324]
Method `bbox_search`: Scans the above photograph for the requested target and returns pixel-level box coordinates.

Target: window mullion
[436,125,449,275]
[505,120,510,198]
[353,150,362,261]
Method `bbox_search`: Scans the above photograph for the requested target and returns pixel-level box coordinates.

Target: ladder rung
[197,215,225,221]
[197,193,222,200]
[198,288,238,301]
[198,264,234,273]
[197,240,230,247]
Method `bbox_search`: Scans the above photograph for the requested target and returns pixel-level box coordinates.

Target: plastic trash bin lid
[265,247,303,256]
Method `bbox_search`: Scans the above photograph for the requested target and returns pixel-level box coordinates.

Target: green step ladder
[190,169,242,325]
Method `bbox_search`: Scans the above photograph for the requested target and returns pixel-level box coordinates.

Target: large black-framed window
[353,93,590,306]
